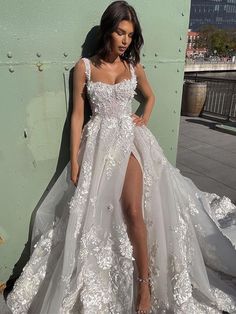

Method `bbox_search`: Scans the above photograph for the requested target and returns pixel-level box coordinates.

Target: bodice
[82,58,137,119]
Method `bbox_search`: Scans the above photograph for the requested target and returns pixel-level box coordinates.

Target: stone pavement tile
[176,163,200,176]
[193,145,236,169]
[177,136,204,150]
[178,164,236,202]
[216,140,236,154]
[178,139,236,169]
[177,116,236,203]
[181,126,233,143]
[177,150,236,187]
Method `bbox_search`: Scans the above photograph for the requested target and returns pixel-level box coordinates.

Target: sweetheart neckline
[87,78,133,87]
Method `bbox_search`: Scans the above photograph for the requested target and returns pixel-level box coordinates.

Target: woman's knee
[124,204,143,224]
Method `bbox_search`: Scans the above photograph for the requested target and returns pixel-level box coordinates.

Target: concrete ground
[1,115,235,313]
[176,115,236,204]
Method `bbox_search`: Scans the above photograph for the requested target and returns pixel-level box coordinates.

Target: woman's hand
[131,113,148,126]
[71,160,81,187]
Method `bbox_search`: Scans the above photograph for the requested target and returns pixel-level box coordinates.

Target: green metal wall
[0,1,191,283]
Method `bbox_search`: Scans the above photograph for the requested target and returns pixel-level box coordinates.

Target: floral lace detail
[82,57,137,119]
[104,116,134,180]
[6,228,54,313]
[6,56,236,314]
[61,223,134,313]
[204,192,236,229]
[170,209,195,306]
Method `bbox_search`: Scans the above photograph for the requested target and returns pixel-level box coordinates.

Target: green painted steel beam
[0,0,191,282]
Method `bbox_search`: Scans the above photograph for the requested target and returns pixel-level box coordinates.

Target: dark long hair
[96,1,144,65]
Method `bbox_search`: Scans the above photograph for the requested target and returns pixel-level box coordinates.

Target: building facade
[190,0,236,31]
[186,31,207,57]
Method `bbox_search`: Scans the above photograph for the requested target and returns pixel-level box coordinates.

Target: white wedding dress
[6,57,236,314]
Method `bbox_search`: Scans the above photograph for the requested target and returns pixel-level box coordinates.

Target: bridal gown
[6,57,236,314]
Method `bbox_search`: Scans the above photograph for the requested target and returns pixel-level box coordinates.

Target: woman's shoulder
[132,62,144,76]
[132,62,143,70]
[73,58,88,80]
[74,57,87,69]
[74,56,93,72]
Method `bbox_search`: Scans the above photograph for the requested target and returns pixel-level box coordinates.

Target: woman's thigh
[121,153,143,220]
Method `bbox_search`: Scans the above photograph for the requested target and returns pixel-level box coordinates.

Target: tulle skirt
[7,116,236,313]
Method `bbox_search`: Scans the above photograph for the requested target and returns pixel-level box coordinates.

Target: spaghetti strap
[129,62,136,81]
[81,57,91,81]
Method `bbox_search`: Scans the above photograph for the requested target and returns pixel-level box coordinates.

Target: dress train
[6,57,236,313]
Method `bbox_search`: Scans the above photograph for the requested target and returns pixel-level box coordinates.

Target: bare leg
[121,153,151,312]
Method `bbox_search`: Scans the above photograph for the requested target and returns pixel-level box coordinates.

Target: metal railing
[185,58,235,65]
[184,75,236,121]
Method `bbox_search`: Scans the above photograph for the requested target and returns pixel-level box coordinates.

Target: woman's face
[110,20,134,56]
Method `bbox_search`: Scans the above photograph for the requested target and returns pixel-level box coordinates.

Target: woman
[6,1,236,314]
[70,2,154,313]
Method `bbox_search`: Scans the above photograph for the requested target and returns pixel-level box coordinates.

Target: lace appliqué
[61,223,134,313]
[6,228,55,313]
[7,56,236,314]
[205,192,236,229]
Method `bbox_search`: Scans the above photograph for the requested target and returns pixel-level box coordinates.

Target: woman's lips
[119,46,127,52]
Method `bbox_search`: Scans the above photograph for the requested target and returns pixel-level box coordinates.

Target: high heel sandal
[135,276,151,314]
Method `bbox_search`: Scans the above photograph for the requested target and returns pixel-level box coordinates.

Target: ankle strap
[137,276,151,284]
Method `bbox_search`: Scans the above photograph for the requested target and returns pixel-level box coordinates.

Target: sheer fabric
[6,58,236,314]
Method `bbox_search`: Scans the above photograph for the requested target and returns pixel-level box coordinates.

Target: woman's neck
[103,53,121,64]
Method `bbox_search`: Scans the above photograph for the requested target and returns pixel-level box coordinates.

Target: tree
[196,24,236,56]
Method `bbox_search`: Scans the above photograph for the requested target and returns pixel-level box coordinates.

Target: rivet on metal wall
[142,65,145,69]
[0,236,5,244]
[181,12,184,16]
[155,53,158,57]
[64,66,69,71]
[154,65,157,68]
[36,52,41,57]
[24,129,28,138]
[180,36,182,40]
[142,53,146,57]
[9,66,14,73]
[7,52,13,58]
[36,62,43,71]
[179,48,181,52]
[64,52,68,57]
[0,235,5,245]
[175,90,178,93]
[173,110,176,113]
[177,69,180,72]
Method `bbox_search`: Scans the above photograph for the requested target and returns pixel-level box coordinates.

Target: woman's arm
[70,59,86,185]
[132,63,156,126]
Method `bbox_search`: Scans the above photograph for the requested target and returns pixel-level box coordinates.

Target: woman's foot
[136,277,151,313]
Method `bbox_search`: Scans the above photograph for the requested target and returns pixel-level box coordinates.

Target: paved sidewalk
[176,116,236,204]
